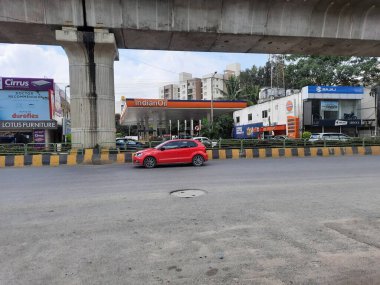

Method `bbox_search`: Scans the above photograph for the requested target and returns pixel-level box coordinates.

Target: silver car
[192,137,218,148]
[308,133,351,142]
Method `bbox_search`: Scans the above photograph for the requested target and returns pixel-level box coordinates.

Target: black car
[116,138,143,150]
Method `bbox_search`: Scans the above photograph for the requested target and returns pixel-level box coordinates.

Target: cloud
[1,44,267,100]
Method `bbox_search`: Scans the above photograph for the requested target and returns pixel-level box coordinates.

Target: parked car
[308,133,352,142]
[273,135,288,140]
[192,137,218,148]
[116,138,143,150]
[133,139,208,168]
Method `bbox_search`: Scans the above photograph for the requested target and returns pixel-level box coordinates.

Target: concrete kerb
[1,146,380,168]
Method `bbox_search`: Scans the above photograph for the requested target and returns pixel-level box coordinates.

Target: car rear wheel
[143,156,156,168]
[192,155,204,167]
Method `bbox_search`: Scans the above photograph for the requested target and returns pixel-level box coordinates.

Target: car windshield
[310,134,320,139]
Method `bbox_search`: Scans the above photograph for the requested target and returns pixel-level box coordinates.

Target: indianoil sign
[134,99,168,107]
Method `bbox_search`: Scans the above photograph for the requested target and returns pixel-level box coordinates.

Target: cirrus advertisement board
[0,90,51,121]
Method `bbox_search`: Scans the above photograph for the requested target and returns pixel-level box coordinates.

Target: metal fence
[1,137,380,155]
[0,143,83,155]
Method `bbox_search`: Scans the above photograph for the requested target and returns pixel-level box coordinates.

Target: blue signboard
[308,86,363,94]
[233,123,263,139]
[0,90,51,121]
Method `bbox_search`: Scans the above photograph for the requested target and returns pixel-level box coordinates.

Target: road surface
[1,156,380,284]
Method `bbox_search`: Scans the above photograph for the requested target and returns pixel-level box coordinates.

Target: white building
[201,73,224,100]
[233,86,365,139]
[224,63,241,78]
[158,63,241,101]
[159,84,180,100]
[115,96,126,114]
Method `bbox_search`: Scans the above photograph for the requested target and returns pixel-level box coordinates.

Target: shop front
[0,77,58,144]
[302,86,364,136]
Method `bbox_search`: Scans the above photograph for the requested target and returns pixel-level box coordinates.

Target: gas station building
[120,98,247,139]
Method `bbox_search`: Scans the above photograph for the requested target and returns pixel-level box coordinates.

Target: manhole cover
[170,189,207,198]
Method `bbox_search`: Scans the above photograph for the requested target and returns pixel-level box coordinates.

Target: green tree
[115,113,129,136]
[220,75,242,100]
[200,114,234,139]
[284,55,380,89]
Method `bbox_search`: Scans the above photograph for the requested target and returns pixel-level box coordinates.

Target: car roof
[165,139,198,142]
[311,133,347,135]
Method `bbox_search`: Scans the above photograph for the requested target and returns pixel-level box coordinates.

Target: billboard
[308,86,363,94]
[233,123,263,139]
[53,84,63,117]
[0,77,54,91]
[0,90,52,121]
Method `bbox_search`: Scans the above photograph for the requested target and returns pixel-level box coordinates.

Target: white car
[192,137,218,148]
[308,133,351,142]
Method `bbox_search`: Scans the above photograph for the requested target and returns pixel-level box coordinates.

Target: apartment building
[158,63,241,101]
[159,84,180,100]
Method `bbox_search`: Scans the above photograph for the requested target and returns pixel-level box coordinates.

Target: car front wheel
[143,156,156,168]
[192,154,204,167]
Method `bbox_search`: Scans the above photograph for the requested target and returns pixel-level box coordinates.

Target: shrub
[302,131,312,140]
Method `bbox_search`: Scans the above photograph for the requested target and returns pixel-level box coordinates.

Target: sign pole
[177,120,180,138]
[169,120,172,139]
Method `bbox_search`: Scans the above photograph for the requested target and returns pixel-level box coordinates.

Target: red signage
[286,100,293,112]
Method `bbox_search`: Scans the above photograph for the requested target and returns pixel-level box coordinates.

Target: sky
[0,43,268,101]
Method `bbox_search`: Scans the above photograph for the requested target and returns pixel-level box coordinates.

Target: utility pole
[211,71,217,130]
[63,85,70,143]
[370,86,379,136]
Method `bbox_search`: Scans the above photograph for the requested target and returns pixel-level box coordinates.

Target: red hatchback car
[133,139,208,168]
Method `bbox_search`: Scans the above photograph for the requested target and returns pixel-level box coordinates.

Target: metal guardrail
[0,143,84,155]
[1,137,380,155]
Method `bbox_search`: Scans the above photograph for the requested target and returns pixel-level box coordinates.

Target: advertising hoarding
[233,123,263,139]
[33,130,46,144]
[0,77,54,91]
[53,84,63,117]
[0,90,51,121]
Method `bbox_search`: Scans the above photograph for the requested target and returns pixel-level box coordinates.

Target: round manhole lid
[170,189,207,198]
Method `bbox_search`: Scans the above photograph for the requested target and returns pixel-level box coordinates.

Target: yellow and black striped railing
[1,146,380,168]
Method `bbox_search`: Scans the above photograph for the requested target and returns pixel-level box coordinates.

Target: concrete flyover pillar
[56,28,119,148]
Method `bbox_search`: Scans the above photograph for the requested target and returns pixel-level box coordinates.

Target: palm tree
[220,75,242,100]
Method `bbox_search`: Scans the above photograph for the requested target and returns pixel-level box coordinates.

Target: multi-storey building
[201,73,224,100]
[159,84,180,100]
[158,63,241,101]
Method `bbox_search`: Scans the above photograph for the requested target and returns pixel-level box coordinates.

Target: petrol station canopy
[120,99,247,125]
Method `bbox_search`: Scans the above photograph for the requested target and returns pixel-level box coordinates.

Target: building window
[248,114,252,121]
[262,110,268,118]
[236,116,240,123]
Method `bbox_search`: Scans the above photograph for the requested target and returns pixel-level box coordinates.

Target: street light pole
[375,87,378,137]
[211,71,217,130]
[370,86,379,137]
[64,85,70,143]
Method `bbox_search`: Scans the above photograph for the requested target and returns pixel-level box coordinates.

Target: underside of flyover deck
[1,0,380,147]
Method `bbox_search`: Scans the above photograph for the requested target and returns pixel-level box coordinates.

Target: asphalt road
[1,156,380,285]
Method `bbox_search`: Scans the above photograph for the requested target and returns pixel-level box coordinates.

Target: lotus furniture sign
[0,120,57,129]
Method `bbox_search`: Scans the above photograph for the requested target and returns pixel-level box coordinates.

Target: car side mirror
[160,147,166,151]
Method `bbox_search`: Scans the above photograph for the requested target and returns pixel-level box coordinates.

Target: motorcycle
[343,112,357,120]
